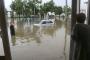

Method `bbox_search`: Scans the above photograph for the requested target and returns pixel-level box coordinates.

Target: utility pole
[0,0,12,60]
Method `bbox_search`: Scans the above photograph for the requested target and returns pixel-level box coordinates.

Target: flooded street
[0,19,70,60]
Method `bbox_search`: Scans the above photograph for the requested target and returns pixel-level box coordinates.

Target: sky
[4,0,88,11]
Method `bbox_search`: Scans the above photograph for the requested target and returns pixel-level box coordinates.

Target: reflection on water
[11,36,16,46]
[0,18,70,60]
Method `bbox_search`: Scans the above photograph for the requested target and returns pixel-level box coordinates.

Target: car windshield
[41,20,53,24]
[48,21,53,23]
[42,21,47,24]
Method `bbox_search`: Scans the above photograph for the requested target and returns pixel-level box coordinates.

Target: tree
[10,0,23,17]
[10,0,63,18]
[10,0,40,17]
[23,0,34,16]
[10,1,16,11]
[39,0,55,16]
[32,0,42,15]
[63,6,71,16]
[44,0,55,13]
[54,6,63,19]
[54,6,63,15]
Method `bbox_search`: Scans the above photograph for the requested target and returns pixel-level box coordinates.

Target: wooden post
[0,0,12,60]
[87,0,90,25]
[69,0,77,60]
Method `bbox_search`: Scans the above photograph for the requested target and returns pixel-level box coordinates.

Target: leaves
[10,0,71,17]
[54,6,63,15]
[10,0,41,16]
[63,6,71,16]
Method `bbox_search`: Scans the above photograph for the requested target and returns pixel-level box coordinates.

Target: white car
[34,20,55,27]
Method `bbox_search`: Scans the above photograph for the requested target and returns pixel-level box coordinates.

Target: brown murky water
[0,19,70,60]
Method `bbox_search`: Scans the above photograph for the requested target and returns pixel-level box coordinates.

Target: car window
[48,21,53,23]
[42,21,47,24]
[41,20,53,24]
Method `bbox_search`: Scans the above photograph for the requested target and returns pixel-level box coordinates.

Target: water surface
[0,19,70,60]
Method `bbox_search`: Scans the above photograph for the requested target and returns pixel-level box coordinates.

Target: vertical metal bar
[87,0,90,25]
[65,0,68,21]
[0,0,12,60]
[77,0,80,13]
[84,2,88,24]
[69,0,77,60]
[71,0,77,30]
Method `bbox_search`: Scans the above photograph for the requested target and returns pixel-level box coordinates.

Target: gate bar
[0,0,12,60]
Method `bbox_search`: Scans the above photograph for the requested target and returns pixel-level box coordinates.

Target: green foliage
[10,0,40,16]
[63,6,71,15]
[40,0,55,14]
[39,0,63,16]
[54,6,63,15]
[10,0,23,15]
[10,0,70,17]
[10,1,16,11]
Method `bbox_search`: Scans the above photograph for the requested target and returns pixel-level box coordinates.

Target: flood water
[0,18,70,60]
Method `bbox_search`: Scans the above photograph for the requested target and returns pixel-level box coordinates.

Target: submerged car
[34,20,55,27]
